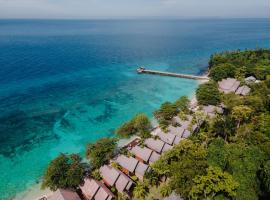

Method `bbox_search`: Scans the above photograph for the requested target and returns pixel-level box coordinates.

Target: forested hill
[152,49,270,200]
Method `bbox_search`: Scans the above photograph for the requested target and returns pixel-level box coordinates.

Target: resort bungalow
[100,165,133,195]
[168,125,185,137]
[80,178,115,200]
[218,78,240,94]
[181,129,191,138]
[144,138,173,154]
[173,115,198,133]
[203,105,224,118]
[144,138,164,154]
[48,189,80,200]
[116,155,149,181]
[130,145,160,164]
[235,85,251,96]
[245,76,256,83]
[155,128,177,146]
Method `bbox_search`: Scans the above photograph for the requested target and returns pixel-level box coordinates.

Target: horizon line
[1,16,270,21]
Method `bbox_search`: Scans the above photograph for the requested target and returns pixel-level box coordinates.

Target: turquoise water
[0,19,270,199]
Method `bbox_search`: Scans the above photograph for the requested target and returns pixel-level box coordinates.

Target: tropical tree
[152,140,208,198]
[42,153,84,191]
[133,182,148,200]
[86,137,117,169]
[196,82,221,105]
[154,102,178,121]
[160,183,172,197]
[231,105,253,128]
[133,113,152,139]
[116,113,151,139]
[209,63,236,81]
[260,160,270,193]
[189,166,239,200]
[174,96,190,113]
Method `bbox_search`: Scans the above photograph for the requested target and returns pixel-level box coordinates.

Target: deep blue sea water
[0,19,270,199]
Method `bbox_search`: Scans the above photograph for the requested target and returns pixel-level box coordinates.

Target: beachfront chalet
[218,78,240,94]
[130,145,152,163]
[218,78,251,95]
[130,145,161,164]
[135,161,149,180]
[100,165,133,194]
[164,192,184,200]
[182,129,191,138]
[116,155,149,180]
[203,105,224,118]
[173,115,198,133]
[80,178,115,200]
[144,138,173,154]
[144,138,165,154]
[245,76,256,82]
[48,189,80,200]
[168,125,185,137]
[163,143,173,152]
[149,151,161,164]
[156,128,176,146]
[235,85,251,96]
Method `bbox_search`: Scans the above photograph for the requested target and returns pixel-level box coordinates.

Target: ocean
[0,19,270,200]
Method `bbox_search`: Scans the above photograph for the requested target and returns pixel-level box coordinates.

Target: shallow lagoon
[0,19,270,199]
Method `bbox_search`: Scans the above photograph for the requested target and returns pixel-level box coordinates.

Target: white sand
[14,183,52,200]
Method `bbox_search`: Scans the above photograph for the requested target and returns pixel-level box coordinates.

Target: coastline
[14,74,205,200]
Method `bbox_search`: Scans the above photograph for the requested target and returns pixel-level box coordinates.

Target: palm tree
[133,182,148,200]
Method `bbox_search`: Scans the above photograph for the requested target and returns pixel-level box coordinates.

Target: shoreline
[14,73,206,200]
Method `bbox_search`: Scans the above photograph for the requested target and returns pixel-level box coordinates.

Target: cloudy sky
[0,0,270,19]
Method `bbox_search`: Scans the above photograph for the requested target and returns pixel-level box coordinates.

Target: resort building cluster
[44,76,254,200]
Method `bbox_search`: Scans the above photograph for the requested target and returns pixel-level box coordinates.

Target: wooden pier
[137,67,209,81]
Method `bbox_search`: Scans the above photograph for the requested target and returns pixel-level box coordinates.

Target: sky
[0,0,270,19]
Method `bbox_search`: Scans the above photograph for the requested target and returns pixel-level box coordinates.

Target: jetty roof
[130,145,153,162]
[48,189,80,200]
[144,138,165,154]
[116,155,138,173]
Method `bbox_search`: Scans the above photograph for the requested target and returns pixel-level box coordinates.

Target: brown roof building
[116,155,149,181]
[130,145,153,163]
[218,78,240,94]
[156,128,176,146]
[144,138,165,154]
[48,189,80,200]
[80,178,115,200]
[99,165,133,194]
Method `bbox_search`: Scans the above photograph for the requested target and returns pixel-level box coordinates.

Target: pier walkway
[137,67,209,81]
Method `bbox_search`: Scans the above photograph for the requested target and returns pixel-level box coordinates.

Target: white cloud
[0,0,269,19]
